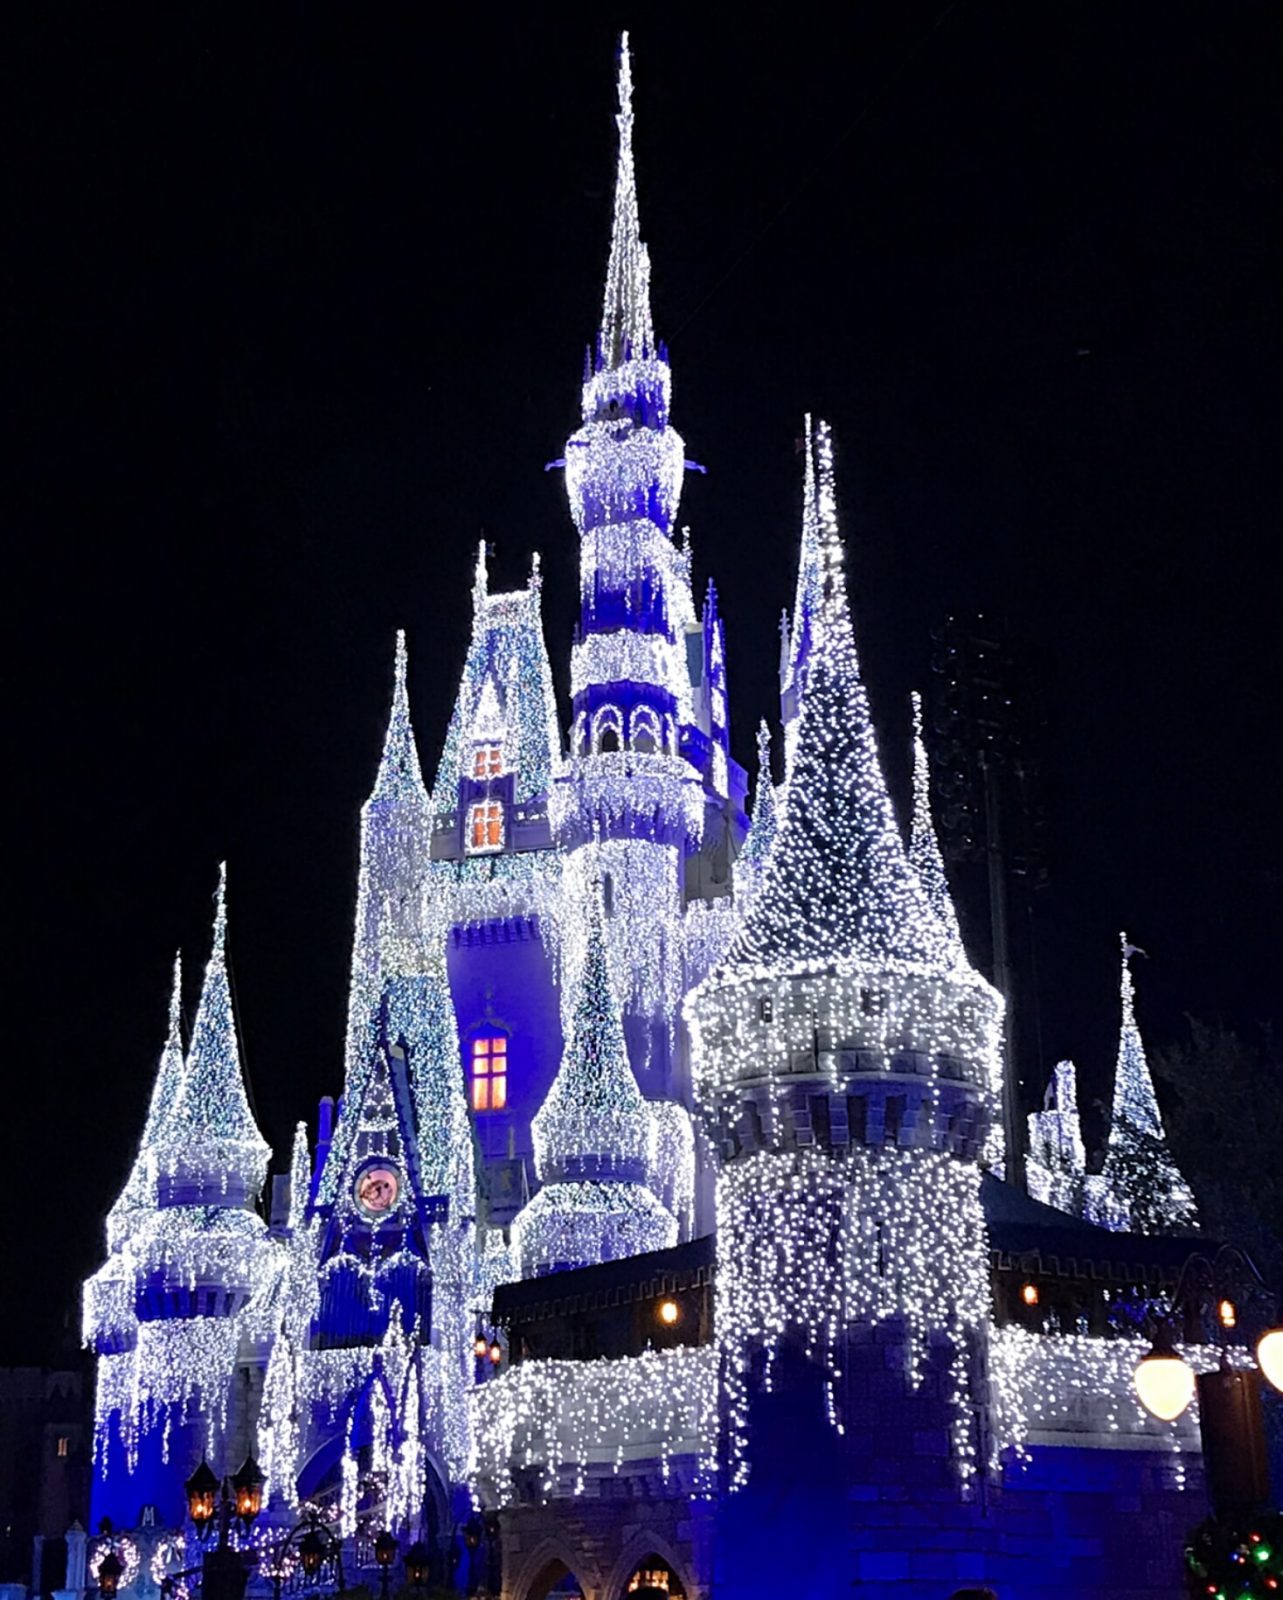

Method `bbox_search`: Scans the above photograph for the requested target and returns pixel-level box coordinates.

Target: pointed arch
[605,1530,694,1600]
[592,705,623,754]
[630,704,661,754]
[511,1537,598,1600]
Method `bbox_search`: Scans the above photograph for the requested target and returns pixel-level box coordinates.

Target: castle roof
[909,690,967,965]
[599,33,654,370]
[430,547,561,813]
[727,422,945,976]
[531,891,653,1182]
[160,864,270,1192]
[106,952,183,1249]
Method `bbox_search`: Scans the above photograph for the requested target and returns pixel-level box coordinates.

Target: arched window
[592,706,623,754]
[630,705,661,754]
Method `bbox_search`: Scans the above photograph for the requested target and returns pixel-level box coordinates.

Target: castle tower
[553,35,711,1095]
[1026,1058,1087,1215]
[1094,934,1197,1234]
[88,867,274,1527]
[689,422,1004,1594]
[514,886,675,1277]
[908,689,967,967]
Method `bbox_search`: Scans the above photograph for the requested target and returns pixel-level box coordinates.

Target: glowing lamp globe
[1258,1328,1283,1393]
[374,1531,398,1570]
[1134,1339,1195,1421]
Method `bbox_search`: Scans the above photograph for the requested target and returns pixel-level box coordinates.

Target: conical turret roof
[107,952,184,1248]
[909,691,966,964]
[729,421,944,975]
[162,864,269,1190]
[531,891,653,1181]
[369,630,429,806]
[599,33,654,369]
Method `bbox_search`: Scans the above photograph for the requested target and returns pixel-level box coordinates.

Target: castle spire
[162,863,270,1197]
[729,421,944,974]
[909,691,966,964]
[369,630,428,804]
[1097,934,1198,1233]
[531,890,655,1181]
[741,720,779,873]
[106,951,184,1248]
[599,32,654,369]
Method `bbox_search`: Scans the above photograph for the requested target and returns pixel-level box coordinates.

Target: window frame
[470,1033,509,1112]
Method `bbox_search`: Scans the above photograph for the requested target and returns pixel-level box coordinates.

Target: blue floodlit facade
[81,35,1256,1600]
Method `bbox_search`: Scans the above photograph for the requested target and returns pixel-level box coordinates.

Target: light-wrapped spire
[517,890,674,1277]
[599,32,654,368]
[161,864,270,1200]
[783,414,822,742]
[532,891,654,1181]
[370,630,428,804]
[909,691,966,964]
[729,421,944,975]
[107,952,184,1247]
[1097,934,1198,1234]
[741,721,779,874]
[287,1120,312,1233]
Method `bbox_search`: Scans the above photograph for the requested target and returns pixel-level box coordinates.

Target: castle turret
[553,35,715,1091]
[1027,1058,1087,1214]
[689,422,1002,1582]
[89,868,276,1527]
[1094,934,1198,1234]
[514,888,675,1276]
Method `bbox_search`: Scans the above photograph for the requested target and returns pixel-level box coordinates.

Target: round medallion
[354,1163,401,1219]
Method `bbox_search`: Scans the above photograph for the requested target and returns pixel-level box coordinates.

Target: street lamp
[374,1531,398,1600]
[182,1458,264,1600]
[96,1551,124,1600]
[1131,1246,1283,1519]
[404,1540,433,1589]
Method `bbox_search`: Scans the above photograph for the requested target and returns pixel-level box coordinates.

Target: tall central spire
[600,32,654,369]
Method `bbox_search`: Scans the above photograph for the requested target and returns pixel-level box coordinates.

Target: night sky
[7,4,1280,1362]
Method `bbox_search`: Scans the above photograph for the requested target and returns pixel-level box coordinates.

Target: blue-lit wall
[446,921,562,1171]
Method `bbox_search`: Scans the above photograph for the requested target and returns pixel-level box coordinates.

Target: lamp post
[183,1457,264,1600]
[96,1551,124,1600]
[404,1540,432,1590]
[259,1511,345,1600]
[373,1531,398,1600]
[1132,1246,1283,1515]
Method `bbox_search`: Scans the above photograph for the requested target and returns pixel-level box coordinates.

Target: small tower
[737,721,779,908]
[89,868,274,1527]
[1026,1059,1087,1215]
[689,422,1003,1590]
[1094,934,1197,1234]
[514,889,675,1277]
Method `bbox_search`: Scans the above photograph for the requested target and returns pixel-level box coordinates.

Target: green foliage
[1154,1019,1283,1287]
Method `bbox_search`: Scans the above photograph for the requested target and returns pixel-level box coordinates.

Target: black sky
[6,3,1280,1361]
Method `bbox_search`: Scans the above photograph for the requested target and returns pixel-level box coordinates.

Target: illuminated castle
[82,36,1221,1600]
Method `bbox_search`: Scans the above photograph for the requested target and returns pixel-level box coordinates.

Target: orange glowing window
[472,743,504,779]
[471,1035,508,1112]
[466,800,504,854]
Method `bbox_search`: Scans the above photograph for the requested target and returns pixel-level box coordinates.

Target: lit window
[56,1436,69,1458]
[471,743,503,779]
[471,1036,508,1111]
[466,800,504,854]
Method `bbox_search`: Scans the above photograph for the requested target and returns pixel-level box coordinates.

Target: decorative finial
[529,549,542,591]
[473,539,489,606]
[600,32,654,367]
